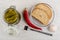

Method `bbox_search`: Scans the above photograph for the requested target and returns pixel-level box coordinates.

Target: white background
[0,0,60,40]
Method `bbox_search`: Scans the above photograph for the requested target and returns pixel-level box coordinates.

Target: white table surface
[0,0,60,40]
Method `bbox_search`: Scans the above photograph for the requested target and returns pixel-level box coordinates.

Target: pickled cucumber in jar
[4,6,21,25]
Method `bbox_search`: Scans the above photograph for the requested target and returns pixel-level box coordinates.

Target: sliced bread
[35,3,52,19]
[31,8,49,25]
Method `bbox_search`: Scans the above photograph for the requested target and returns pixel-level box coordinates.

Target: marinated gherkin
[4,6,21,25]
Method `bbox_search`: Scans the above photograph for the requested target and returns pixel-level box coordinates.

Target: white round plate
[30,3,55,27]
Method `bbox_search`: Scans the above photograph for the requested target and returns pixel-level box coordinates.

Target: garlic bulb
[48,25,57,32]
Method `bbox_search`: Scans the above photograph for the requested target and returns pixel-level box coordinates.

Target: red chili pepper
[23,8,42,30]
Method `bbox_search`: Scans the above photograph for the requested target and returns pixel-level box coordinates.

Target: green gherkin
[4,7,21,24]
